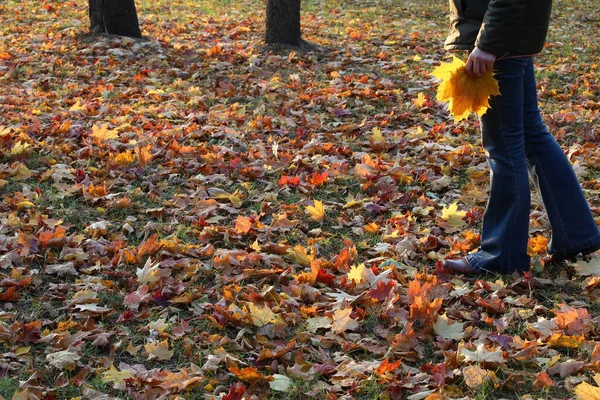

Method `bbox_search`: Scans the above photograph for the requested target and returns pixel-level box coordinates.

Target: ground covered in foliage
[1,0,600,399]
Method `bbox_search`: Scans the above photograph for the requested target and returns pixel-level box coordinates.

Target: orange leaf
[376,358,402,376]
[235,216,253,234]
[229,366,271,383]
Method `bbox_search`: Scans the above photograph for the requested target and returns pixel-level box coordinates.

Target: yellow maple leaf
[431,56,500,122]
[11,140,31,156]
[371,127,385,143]
[247,302,278,327]
[331,307,359,334]
[441,202,467,228]
[102,365,134,390]
[575,375,600,400]
[306,200,325,222]
[90,123,118,144]
[112,150,135,167]
[348,263,365,284]
[414,92,426,108]
[145,339,174,360]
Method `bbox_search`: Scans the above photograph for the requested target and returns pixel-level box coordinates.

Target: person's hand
[466,47,496,77]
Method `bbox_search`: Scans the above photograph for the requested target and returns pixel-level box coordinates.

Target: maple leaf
[11,140,31,156]
[574,257,600,276]
[102,365,134,390]
[90,123,118,144]
[235,215,253,234]
[376,358,402,381]
[348,263,365,284]
[145,339,174,360]
[46,349,81,371]
[305,200,325,222]
[433,313,464,341]
[431,56,500,122]
[462,365,497,389]
[331,307,359,334]
[575,374,600,399]
[246,302,278,327]
[111,150,135,167]
[136,258,160,285]
[459,343,504,364]
[229,366,271,383]
[222,383,247,400]
[270,374,292,392]
[413,92,426,108]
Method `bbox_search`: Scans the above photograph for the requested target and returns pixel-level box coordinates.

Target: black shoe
[442,258,476,275]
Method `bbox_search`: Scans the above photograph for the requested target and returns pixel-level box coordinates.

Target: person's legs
[465,57,532,273]
[521,58,600,258]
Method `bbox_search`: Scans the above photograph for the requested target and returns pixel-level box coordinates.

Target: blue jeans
[465,56,600,273]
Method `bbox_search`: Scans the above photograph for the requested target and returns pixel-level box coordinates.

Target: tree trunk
[89,0,141,38]
[266,0,301,46]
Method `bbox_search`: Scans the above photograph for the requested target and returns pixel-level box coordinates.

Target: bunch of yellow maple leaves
[431,56,501,122]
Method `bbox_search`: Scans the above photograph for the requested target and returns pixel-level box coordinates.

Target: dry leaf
[431,56,500,121]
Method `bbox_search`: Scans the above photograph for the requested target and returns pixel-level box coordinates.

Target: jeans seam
[491,98,518,271]
[550,233,600,255]
[524,141,572,249]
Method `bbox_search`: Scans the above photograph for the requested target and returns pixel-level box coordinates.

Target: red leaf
[222,383,247,400]
[0,286,20,302]
[368,281,395,301]
[316,268,336,287]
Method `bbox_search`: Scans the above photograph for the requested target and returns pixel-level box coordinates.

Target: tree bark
[266,0,302,46]
[89,0,141,38]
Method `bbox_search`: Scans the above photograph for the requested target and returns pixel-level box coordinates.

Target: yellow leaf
[306,200,325,222]
[547,333,585,349]
[371,127,385,143]
[145,339,174,360]
[575,378,600,400]
[286,245,314,266]
[331,307,359,334]
[102,365,134,390]
[11,140,30,156]
[431,56,500,122]
[348,263,365,284]
[15,346,31,356]
[414,92,426,108]
[69,100,86,111]
[112,150,135,167]
[441,202,467,228]
[90,123,118,143]
[247,302,278,327]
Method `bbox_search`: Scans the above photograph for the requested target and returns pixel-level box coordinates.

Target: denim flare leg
[465,56,600,274]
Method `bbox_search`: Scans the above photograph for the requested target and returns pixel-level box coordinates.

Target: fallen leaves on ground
[0,0,599,399]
